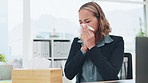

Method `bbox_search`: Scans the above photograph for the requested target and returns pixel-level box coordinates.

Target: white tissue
[81,24,95,31]
[27,57,51,69]
[78,24,95,38]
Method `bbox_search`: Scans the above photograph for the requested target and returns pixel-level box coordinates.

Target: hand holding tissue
[81,24,95,31]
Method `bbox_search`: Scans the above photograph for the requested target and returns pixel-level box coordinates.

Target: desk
[0,79,135,83]
[81,79,135,83]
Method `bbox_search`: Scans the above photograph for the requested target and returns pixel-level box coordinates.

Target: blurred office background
[0,0,148,82]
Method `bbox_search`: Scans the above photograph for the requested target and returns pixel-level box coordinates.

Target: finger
[87,29,94,36]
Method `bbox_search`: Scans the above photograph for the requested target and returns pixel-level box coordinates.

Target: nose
[81,24,86,27]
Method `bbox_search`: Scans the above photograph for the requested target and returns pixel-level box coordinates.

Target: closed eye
[86,21,91,23]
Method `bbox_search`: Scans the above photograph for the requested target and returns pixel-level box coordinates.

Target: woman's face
[79,9,99,33]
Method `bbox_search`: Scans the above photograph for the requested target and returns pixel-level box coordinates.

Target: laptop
[136,37,148,83]
[0,65,13,80]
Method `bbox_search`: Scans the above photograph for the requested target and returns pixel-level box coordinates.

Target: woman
[64,1,124,82]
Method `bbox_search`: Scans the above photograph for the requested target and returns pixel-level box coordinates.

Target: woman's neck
[95,34,103,44]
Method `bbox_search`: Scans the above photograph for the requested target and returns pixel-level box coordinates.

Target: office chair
[119,53,133,80]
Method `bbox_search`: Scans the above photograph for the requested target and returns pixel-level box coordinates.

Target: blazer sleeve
[64,38,85,80]
[86,36,124,80]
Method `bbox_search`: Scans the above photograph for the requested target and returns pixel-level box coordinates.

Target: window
[8,0,23,57]
[97,1,144,53]
[30,0,88,37]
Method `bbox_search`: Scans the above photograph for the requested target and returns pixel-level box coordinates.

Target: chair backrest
[118,53,133,80]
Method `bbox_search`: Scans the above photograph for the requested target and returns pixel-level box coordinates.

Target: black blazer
[64,35,124,82]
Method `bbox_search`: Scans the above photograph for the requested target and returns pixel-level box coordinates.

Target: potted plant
[136,17,147,37]
[0,54,13,80]
[0,54,7,64]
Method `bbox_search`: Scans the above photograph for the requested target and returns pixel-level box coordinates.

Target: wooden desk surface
[81,79,135,83]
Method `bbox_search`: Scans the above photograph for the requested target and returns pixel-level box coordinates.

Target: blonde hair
[79,2,111,36]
